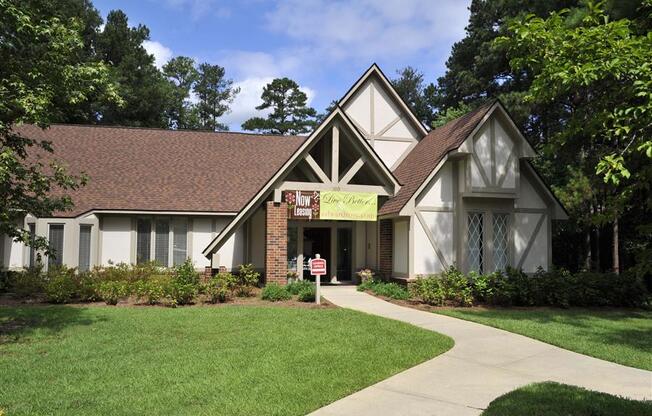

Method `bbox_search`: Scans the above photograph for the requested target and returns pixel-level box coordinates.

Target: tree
[163,56,199,129]
[499,0,652,273]
[242,78,317,135]
[193,63,239,131]
[391,67,436,127]
[1,0,119,254]
[95,10,173,128]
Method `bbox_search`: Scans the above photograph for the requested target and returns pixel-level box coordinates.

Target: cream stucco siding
[101,216,132,265]
[191,218,213,268]
[393,219,408,274]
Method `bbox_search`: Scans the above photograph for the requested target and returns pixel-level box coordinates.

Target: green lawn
[482,382,652,416]
[0,305,452,415]
[437,307,652,370]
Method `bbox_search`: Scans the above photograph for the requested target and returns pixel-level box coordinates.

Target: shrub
[410,267,473,306]
[261,283,292,302]
[133,275,169,305]
[75,271,100,301]
[44,266,77,303]
[235,264,259,297]
[205,272,236,303]
[356,268,375,283]
[297,284,316,302]
[8,266,45,298]
[359,279,409,300]
[174,259,199,286]
[287,279,313,295]
[410,276,445,305]
[97,281,129,305]
[165,281,197,306]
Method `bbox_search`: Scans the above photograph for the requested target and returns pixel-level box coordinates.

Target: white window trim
[135,216,189,267]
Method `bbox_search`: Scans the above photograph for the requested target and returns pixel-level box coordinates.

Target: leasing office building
[1,65,566,283]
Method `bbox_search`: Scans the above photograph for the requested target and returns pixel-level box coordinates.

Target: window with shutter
[48,224,64,267]
[155,220,169,266]
[173,219,188,266]
[136,219,151,264]
[78,225,92,271]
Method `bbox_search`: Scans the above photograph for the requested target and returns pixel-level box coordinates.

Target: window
[154,220,169,266]
[467,213,483,273]
[48,224,64,267]
[173,219,188,265]
[78,225,92,271]
[136,219,151,264]
[28,223,36,267]
[493,213,509,271]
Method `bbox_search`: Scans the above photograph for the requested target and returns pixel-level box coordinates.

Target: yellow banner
[320,191,377,221]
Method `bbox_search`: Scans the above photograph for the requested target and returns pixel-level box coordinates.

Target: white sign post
[309,254,327,305]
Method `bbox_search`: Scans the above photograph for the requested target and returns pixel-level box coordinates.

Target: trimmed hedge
[409,267,649,308]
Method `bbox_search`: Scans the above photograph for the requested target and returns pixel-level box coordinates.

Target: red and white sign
[309,258,327,276]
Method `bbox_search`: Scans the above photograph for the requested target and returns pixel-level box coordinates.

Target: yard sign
[309,255,326,305]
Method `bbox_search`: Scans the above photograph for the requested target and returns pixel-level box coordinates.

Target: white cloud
[143,40,173,69]
[265,0,469,62]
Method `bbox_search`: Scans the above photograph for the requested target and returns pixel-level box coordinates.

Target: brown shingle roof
[14,124,306,217]
[379,101,495,216]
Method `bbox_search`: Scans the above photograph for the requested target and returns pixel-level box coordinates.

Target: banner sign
[284,190,377,221]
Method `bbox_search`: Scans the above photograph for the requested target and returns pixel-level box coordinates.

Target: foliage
[498,1,652,185]
[162,56,199,129]
[241,77,317,135]
[431,102,473,128]
[261,283,292,302]
[97,281,129,305]
[359,280,410,301]
[235,264,259,297]
[391,67,436,126]
[164,280,197,306]
[407,267,649,308]
[286,279,314,295]
[410,267,474,306]
[194,63,239,131]
[205,272,236,303]
[7,266,45,298]
[355,268,375,283]
[0,0,119,253]
[44,266,78,303]
[297,284,316,302]
[481,382,652,416]
[173,258,199,286]
[132,275,169,305]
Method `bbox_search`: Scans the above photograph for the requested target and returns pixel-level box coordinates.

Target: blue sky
[94,0,471,131]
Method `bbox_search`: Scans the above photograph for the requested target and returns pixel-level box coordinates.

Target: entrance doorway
[289,222,355,283]
[303,227,330,281]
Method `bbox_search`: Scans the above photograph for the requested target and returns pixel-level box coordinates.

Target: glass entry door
[337,228,353,281]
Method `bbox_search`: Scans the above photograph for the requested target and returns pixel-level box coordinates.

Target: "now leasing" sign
[283,190,377,221]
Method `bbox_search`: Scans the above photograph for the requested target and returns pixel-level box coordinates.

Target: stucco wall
[101,216,132,265]
[393,219,408,274]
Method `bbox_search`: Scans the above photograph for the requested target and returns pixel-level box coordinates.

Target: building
[1,64,567,283]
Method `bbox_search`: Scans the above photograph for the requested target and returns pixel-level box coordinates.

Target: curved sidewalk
[311,286,652,416]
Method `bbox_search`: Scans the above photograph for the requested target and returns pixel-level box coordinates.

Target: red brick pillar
[265,201,288,285]
[379,219,393,279]
[203,266,213,282]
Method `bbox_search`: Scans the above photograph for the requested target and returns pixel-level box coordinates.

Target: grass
[437,307,652,370]
[482,382,652,416]
[0,305,453,415]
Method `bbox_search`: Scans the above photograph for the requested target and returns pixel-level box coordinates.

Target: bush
[287,279,313,295]
[261,283,292,302]
[8,266,45,298]
[235,264,259,297]
[205,272,236,303]
[133,275,169,305]
[165,281,197,306]
[297,284,316,302]
[97,281,129,305]
[359,279,409,300]
[44,266,77,303]
[174,259,199,286]
[410,267,473,306]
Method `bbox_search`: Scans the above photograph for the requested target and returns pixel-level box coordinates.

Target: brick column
[265,201,288,285]
[202,266,213,282]
[379,219,393,279]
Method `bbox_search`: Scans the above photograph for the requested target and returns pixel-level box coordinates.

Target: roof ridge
[43,123,305,138]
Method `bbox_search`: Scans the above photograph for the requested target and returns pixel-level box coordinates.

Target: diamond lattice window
[493,213,509,271]
[467,213,484,273]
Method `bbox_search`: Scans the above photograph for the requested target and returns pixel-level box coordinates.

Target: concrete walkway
[311,286,652,416]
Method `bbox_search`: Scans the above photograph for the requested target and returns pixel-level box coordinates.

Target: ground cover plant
[358,279,410,300]
[0,305,453,416]
[437,307,652,371]
[481,382,652,416]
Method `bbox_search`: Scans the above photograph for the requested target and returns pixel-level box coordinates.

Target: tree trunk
[595,227,601,272]
[584,230,592,271]
[612,216,620,275]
